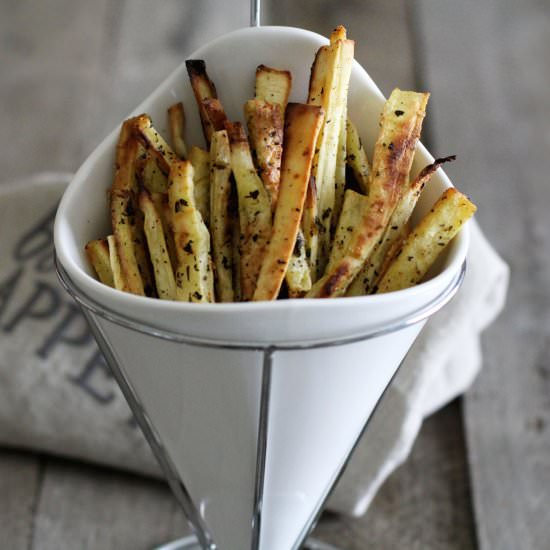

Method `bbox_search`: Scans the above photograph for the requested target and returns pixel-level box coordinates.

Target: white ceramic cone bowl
[54,26,469,550]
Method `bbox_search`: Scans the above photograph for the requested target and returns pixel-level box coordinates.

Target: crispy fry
[139,191,177,300]
[168,160,214,302]
[134,114,179,174]
[347,155,455,296]
[255,64,292,110]
[188,146,211,225]
[209,130,234,302]
[377,188,476,293]
[186,60,222,146]
[110,127,147,296]
[244,98,284,207]
[136,151,168,194]
[328,189,369,270]
[254,103,323,301]
[167,102,188,159]
[308,27,355,277]
[107,235,126,291]
[85,239,114,287]
[308,89,429,298]
[150,191,178,271]
[225,121,272,300]
[285,231,312,297]
[201,98,228,137]
[346,118,370,194]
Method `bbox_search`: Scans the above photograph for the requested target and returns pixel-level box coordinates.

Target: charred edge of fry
[202,98,228,133]
[253,103,323,301]
[224,121,248,144]
[185,60,218,98]
[133,114,178,174]
[245,99,284,208]
[416,155,456,181]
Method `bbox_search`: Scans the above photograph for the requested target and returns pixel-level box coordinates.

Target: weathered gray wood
[0,450,41,548]
[416,1,550,549]
[31,459,190,550]
[312,401,477,550]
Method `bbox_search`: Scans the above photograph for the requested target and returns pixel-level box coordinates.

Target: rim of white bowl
[54,25,470,320]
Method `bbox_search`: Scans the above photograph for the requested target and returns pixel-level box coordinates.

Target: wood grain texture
[0,451,42,549]
[416,0,550,549]
[30,459,190,550]
[312,400,477,549]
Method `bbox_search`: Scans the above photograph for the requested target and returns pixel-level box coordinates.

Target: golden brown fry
[110,128,147,296]
[327,189,369,270]
[107,235,126,291]
[167,102,188,159]
[136,151,168,194]
[209,130,234,302]
[285,231,312,297]
[308,89,429,298]
[244,98,284,207]
[139,190,177,300]
[346,118,370,194]
[134,114,179,174]
[377,188,476,293]
[139,190,176,300]
[254,103,323,301]
[225,121,272,300]
[308,28,355,277]
[150,191,178,271]
[255,65,292,110]
[85,239,114,287]
[186,60,223,146]
[347,155,455,296]
[188,146,211,225]
[168,160,214,303]
[202,98,228,138]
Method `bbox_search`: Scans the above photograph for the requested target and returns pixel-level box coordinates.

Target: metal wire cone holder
[56,252,466,550]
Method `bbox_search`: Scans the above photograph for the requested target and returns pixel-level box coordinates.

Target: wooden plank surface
[31,459,190,550]
[0,0,486,548]
[0,451,42,549]
[416,1,550,549]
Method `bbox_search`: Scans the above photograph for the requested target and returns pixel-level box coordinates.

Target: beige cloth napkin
[0,174,508,517]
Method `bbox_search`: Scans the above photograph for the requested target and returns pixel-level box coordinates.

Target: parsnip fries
[226,121,272,301]
[308,89,430,298]
[85,25,475,304]
[168,160,214,303]
[254,103,323,301]
[186,60,227,146]
[377,188,476,293]
[209,130,234,302]
[306,26,354,279]
[110,118,154,297]
[347,155,455,296]
[85,239,114,287]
